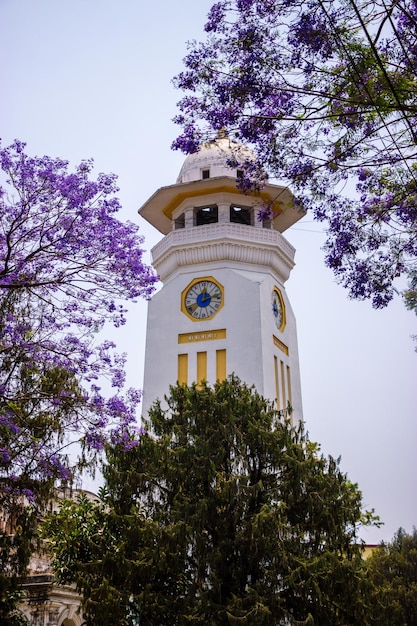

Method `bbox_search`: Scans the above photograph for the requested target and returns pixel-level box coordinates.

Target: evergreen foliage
[366,527,417,625]
[43,377,376,625]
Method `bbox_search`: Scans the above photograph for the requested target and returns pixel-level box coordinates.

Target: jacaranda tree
[173,0,417,312]
[43,377,377,625]
[0,140,157,620]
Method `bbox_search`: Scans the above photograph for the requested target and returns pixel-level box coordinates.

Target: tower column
[218,202,230,224]
[183,206,194,229]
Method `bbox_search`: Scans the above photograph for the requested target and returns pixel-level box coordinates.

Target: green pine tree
[366,527,417,625]
[43,376,377,625]
[0,363,85,623]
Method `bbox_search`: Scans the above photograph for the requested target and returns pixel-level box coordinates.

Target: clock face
[182,278,224,320]
[271,288,285,330]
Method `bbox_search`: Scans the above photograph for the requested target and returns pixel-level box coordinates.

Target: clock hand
[200,288,211,303]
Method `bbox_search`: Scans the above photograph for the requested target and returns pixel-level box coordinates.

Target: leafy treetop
[43,376,377,625]
[365,527,417,625]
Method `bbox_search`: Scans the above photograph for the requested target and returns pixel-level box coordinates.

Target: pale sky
[1,0,416,544]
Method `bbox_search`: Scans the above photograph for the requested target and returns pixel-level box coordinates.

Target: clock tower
[139,137,305,422]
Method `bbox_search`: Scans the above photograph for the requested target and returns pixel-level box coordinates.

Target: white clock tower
[139,137,305,422]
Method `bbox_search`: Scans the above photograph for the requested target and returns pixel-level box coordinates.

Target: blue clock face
[196,291,212,308]
[184,280,223,320]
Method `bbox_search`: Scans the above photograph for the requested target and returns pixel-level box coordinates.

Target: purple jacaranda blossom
[0,141,157,500]
[172,0,417,315]
[0,448,11,464]
[205,1,227,32]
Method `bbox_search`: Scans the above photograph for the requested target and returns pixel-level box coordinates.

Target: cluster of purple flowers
[0,141,157,503]
[172,0,417,312]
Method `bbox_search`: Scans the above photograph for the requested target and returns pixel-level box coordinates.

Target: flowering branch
[0,140,158,497]
[173,0,417,311]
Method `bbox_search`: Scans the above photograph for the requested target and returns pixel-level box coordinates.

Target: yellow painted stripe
[274,355,280,410]
[197,351,207,386]
[216,349,226,381]
[162,185,285,221]
[178,354,188,385]
[287,365,292,424]
[280,360,286,410]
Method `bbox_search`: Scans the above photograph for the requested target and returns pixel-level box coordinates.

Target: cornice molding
[152,223,296,283]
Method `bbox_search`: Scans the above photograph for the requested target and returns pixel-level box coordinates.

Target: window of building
[195,205,218,226]
[174,213,185,229]
[236,169,243,179]
[201,168,210,179]
[230,205,252,225]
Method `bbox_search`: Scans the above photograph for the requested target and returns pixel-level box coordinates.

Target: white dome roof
[176,136,255,184]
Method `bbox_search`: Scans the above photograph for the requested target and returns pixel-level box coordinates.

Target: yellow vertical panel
[197,351,207,385]
[216,349,226,381]
[286,365,292,424]
[280,360,286,411]
[274,355,280,410]
[286,365,292,406]
[178,353,188,385]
